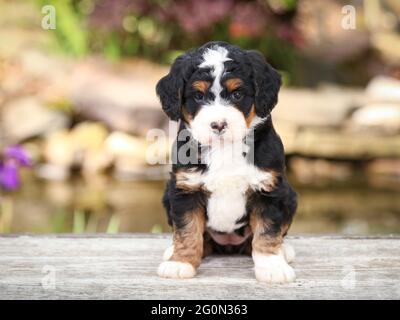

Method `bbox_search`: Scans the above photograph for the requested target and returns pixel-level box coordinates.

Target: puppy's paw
[162,245,174,261]
[253,252,296,284]
[157,261,196,279]
[282,243,295,264]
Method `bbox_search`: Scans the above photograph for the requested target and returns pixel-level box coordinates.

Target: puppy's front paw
[253,253,296,284]
[157,261,196,279]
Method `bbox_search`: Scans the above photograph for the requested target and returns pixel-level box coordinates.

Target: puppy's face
[156,42,281,146]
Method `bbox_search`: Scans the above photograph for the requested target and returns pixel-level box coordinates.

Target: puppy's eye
[194,91,204,101]
[231,90,243,101]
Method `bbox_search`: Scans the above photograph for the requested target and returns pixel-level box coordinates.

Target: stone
[366,76,400,103]
[366,159,400,178]
[289,128,400,159]
[349,103,400,133]
[2,97,70,142]
[43,130,75,168]
[273,87,364,128]
[70,60,169,136]
[289,157,353,183]
[105,131,149,175]
[35,163,70,181]
[70,122,108,151]
[371,32,400,65]
[105,131,171,180]
[43,123,111,175]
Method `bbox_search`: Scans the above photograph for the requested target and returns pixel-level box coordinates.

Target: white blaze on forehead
[199,46,231,100]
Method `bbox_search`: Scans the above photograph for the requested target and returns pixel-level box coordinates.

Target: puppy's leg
[250,211,295,284]
[162,237,213,261]
[158,209,205,279]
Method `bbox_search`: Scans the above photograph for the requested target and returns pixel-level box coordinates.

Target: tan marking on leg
[171,209,205,268]
[250,209,295,283]
[225,78,243,92]
[250,212,283,255]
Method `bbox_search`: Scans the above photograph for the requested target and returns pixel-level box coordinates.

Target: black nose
[210,121,227,133]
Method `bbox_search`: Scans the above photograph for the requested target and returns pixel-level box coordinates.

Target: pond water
[1,171,400,235]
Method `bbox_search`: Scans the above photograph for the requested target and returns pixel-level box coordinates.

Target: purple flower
[4,145,31,167]
[0,162,19,190]
[0,144,31,191]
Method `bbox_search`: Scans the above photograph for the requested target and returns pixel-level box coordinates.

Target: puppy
[156,41,297,284]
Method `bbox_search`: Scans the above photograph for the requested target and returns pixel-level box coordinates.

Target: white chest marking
[184,144,275,233]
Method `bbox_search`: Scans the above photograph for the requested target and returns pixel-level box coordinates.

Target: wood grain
[0,234,399,299]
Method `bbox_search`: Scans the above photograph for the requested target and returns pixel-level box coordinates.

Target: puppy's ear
[246,50,282,117]
[156,52,194,121]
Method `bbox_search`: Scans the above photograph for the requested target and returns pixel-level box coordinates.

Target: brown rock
[2,97,70,142]
[289,157,353,183]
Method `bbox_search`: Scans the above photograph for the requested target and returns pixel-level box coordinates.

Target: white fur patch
[282,243,295,264]
[162,245,174,261]
[202,144,275,233]
[253,251,296,284]
[157,261,196,279]
[248,115,268,131]
[180,142,276,233]
[199,46,231,100]
[190,104,247,146]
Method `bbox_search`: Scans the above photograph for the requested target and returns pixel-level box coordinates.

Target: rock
[2,97,70,142]
[366,76,400,103]
[289,128,400,159]
[105,131,148,173]
[349,103,400,133]
[70,59,169,136]
[43,130,75,168]
[289,157,353,183]
[35,163,70,181]
[43,123,112,175]
[70,122,108,151]
[366,159,400,178]
[104,131,171,180]
[295,0,370,63]
[371,32,400,65]
[273,87,364,128]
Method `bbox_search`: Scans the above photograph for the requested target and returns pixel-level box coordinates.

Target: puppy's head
[156,41,281,146]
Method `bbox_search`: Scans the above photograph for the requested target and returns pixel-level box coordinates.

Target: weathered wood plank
[0,234,399,299]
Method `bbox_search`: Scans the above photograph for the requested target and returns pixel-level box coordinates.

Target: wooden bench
[0,234,399,299]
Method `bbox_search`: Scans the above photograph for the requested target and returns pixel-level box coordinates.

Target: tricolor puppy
[156,41,297,283]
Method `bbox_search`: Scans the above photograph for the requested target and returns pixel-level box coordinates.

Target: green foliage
[151,224,163,234]
[106,215,120,234]
[36,0,88,56]
[73,209,86,233]
[34,0,303,82]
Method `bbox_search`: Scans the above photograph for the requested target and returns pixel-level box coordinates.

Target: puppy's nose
[211,121,227,133]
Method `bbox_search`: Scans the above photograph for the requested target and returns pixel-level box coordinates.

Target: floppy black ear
[246,50,282,117]
[156,52,194,121]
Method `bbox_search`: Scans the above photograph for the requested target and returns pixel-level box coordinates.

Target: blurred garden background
[0,0,400,234]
